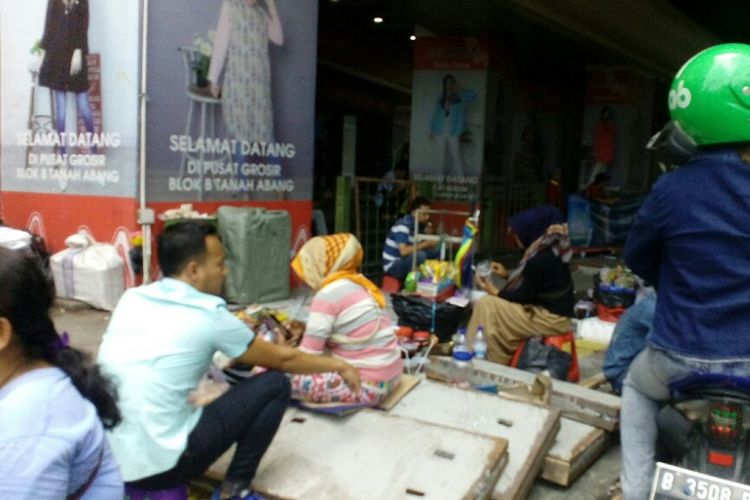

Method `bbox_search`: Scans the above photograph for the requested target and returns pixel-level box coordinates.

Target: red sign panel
[414,37,491,70]
[585,67,632,104]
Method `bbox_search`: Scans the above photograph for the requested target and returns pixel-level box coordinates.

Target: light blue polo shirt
[97,278,254,482]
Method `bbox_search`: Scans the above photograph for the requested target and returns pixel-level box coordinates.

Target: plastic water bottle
[452,327,466,346]
[450,331,473,386]
[473,326,487,360]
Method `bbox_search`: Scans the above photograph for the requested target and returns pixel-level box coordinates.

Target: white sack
[50,233,125,311]
[0,226,32,250]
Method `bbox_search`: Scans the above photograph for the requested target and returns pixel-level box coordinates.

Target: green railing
[336,176,416,282]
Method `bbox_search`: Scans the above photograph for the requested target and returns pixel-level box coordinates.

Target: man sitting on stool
[381,196,439,282]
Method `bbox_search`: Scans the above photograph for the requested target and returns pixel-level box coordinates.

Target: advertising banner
[0,0,140,197]
[580,67,654,191]
[145,0,318,203]
[410,37,488,202]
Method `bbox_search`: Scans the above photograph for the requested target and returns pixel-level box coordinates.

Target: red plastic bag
[596,303,626,323]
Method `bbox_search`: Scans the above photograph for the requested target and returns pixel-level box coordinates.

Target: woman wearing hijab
[467,205,575,364]
[290,233,403,406]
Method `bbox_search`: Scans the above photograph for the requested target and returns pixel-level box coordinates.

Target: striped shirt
[382,214,415,271]
[300,279,403,381]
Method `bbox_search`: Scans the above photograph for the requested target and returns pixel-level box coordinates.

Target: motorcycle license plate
[650,462,750,500]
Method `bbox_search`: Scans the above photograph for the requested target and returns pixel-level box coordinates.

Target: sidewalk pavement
[51,256,624,499]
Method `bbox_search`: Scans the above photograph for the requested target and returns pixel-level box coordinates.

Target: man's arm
[398,239,437,257]
[235,338,361,392]
[389,219,436,257]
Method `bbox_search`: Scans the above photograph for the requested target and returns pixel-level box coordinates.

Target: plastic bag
[0,226,32,250]
[595,267,638,308]
[516,338,571,381]
[390,294,471,342]
[50,232,125,310]
[593,274,636,308]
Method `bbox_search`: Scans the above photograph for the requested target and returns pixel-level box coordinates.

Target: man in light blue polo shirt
[98,222,360,500]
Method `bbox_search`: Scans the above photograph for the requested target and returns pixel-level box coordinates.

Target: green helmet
[669,43,750,146]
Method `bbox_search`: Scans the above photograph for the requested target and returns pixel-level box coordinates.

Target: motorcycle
[645,122,747,497]
[653,373,750,497]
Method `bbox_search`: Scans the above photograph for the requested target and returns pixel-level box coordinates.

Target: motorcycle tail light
[707,402,741,445]
[708,450,735,467]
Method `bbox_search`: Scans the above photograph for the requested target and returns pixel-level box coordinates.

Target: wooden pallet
[389,380,561,499]
[207,408,508,499]
[542,418,611,487]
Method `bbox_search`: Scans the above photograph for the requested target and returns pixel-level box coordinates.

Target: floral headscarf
[504,205,572,291]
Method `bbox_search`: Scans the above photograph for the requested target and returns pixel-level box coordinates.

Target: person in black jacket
[466,205,574,364]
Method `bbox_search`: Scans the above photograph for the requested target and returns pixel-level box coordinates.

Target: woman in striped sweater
[290,233,403,406]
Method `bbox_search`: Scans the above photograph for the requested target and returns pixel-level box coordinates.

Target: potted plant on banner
[191,30,215,88]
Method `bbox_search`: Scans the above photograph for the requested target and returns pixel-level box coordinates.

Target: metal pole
[139,0,152,283]
[412,208,419,273]
[354,178,362,241]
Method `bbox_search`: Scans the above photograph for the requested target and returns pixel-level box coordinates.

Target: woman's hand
[476,275,500,296]
[283,320,305,347]
[491,261,509,279]
[337,361,361,394]
[209,82,221,98]
[273,329,287,346]
[70,49,82,76]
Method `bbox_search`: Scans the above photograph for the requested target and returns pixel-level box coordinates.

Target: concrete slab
[208,408,509,500]
[390,380,560,499]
